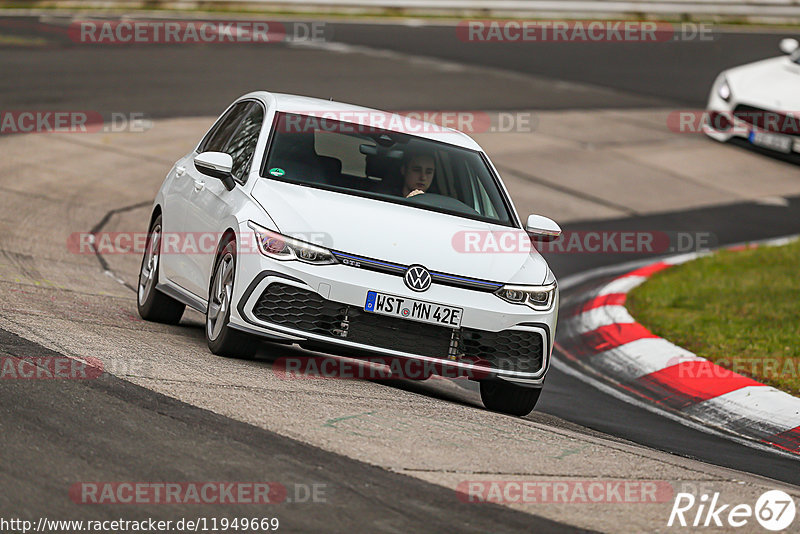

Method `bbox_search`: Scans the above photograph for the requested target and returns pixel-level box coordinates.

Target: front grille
[252,282,544,374]
[733,105,800,136]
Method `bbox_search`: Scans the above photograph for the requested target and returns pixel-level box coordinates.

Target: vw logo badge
[404,265,432,292]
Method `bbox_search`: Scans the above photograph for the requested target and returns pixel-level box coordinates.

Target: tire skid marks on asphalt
[594,275,648,297]
[580,323,659,354]
[770,426,800,453]
[633,362,762,409]
[567,305,634,335]
[683,386,800,436]
[560,236,800,455]
[571,292,627,317]
[588,338,703,381]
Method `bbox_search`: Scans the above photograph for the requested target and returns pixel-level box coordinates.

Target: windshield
[260,112,515,226]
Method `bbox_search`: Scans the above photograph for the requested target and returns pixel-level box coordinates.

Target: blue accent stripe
[431,272,503,287]
[333,251,502,290]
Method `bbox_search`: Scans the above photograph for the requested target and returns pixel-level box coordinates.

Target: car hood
[727,56,800,109]
[250,180,549,285]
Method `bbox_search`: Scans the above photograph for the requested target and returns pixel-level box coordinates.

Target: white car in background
[137,92,561,416]
[705,37,800,156]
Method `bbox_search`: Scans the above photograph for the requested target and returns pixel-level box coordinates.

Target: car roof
[238,91,483,151]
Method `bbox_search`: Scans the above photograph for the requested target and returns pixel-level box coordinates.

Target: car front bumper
[228,234,557,387]
[705,87,800,154]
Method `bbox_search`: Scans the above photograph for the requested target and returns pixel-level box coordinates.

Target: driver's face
[402,155,435,193]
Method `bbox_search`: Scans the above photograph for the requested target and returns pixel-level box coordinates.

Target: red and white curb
[559,237,800,455]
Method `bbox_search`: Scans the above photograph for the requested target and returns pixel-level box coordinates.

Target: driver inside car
[399,151,436,198]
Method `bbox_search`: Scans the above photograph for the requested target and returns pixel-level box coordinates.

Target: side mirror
[194,151,235,191]
[526,214,561,242]
[779,38,799,55]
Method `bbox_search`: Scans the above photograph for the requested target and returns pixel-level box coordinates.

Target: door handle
[175,166,186,177]
[193,179,205,192]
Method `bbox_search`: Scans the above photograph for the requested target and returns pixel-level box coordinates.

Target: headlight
[717,78,731,102]
[495,282,556,311]
[248,221,338,265]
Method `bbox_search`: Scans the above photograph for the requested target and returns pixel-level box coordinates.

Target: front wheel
[205,239,257,359]
[480,380,542,416]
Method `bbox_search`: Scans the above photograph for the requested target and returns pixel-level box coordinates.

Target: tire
[137,215,186,324]
[205,239,257,359]
[480,380,542,417]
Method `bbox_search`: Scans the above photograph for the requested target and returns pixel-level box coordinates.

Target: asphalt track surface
[0,327,573,532]
[2,17,799,114]
[2,14,800,529]
[327,22,800,108]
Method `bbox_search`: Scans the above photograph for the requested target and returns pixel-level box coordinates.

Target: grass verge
[627,239,800,396]
[0,32,47,45]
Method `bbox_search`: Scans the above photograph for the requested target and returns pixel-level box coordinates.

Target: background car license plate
[364,291,462,327]
[749,130,792,153]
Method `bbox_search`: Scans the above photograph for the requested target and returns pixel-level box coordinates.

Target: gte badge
[341,257,361,268]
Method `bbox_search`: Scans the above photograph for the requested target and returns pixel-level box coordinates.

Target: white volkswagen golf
[137,92,561,416]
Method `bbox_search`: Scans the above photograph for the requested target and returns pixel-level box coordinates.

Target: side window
[198,101,251,153]
[224,103,265,183]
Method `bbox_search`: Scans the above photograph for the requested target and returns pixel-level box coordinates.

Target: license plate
[364,291,462,328]
[749,130,792,153]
